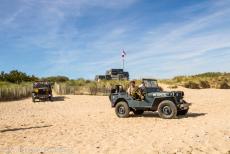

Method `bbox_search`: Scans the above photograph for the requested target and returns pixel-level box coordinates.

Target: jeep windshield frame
[142,79,160,93]
[142,79,158,88]
[33,82,51,88]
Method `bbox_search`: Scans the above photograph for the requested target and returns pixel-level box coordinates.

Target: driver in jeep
[127,80,144,101]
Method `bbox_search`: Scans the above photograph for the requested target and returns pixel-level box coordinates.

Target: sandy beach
[0,85,230,154]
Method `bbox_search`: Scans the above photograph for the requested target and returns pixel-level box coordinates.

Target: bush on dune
[199,80,210,88]
[215,81,230,89]
[41,76,69,82]
[183,81,200,89]
[167,85,178,89]
[0,70,38,83]
[161,72,230,89]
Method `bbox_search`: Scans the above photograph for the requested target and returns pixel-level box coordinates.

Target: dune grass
[53,79,132,95]
[160,72,230,89]
[0,82,32,101]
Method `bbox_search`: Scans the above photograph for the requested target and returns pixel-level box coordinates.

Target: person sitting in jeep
[139,81,146,91]
[127,80,144,100]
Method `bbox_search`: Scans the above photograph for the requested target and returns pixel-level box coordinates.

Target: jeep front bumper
[179,103,191,110]
[34,94,51,99]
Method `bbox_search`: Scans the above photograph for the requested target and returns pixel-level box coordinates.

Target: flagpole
[122,58,124,71]
[121,49,126,71]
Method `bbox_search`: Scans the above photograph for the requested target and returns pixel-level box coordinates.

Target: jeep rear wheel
[158,100,177,119]
[115,101,130,118]
[133,110,144,115]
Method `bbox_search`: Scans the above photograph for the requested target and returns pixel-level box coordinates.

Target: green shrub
[184,81,200,89]
[161,72,230,89]
[0,70,38,83]
[215,81,230,89]
[173,76,185,83]
[41,76,69,82]
[199,80,210,88]
[168,85,178,89]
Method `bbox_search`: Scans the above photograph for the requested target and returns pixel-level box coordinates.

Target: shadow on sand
[181,112,207,118]
[51,96,65,102]
[129,112,207,119]
[34,96,65,103]
[0,125,52,133]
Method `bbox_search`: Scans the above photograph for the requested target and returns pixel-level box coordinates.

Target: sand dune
[0,85,230,154]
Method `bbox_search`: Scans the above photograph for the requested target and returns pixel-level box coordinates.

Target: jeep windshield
[33,82,51,88]
[143,80,158,88]
[142,79,160,93]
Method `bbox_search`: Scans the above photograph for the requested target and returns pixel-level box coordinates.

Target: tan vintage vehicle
[32,81,53,102]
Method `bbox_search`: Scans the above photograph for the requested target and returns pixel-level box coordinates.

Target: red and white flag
[121,50,126,58]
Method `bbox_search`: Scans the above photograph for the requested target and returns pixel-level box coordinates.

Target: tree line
[0,70,69,84]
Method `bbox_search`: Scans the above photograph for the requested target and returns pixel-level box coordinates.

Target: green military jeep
[109,79,191,119]
[32,81,53,102]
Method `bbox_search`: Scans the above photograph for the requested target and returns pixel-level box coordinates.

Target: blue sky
[0,0,230,79]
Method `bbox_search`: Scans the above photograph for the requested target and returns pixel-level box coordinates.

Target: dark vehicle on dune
[32,81,53,102]
[109,79,191,119]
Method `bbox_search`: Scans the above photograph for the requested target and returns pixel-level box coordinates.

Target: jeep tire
[32,93,36,103]
[49,96,53,102]
[115,101,130,118]
[158,100,177,119]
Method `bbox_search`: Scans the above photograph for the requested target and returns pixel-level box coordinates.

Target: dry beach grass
[0,85,230,154]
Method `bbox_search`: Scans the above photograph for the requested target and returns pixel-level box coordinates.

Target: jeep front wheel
[32,93,36,103]
[49,96,53,102]
[158,100,177,119]
[115,101,130,118]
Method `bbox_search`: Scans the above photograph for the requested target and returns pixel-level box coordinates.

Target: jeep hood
[147,92,170,97]
[147,91,184,97]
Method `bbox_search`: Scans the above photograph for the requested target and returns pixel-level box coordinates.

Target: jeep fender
[151,97,176,110]
[114,98,128,107]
